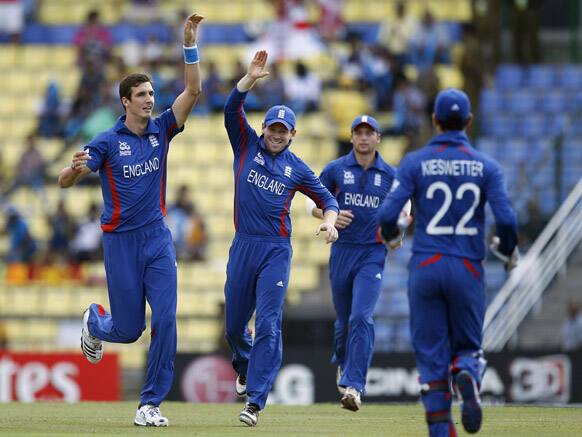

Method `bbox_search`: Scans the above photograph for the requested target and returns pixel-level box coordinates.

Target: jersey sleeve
[224,87,259,157]
[485,161,518,255]
[318,162,336,194]
[84,132,110,173]
[157,108,185,142]
[377,154,415,236]
[300,164,339,213]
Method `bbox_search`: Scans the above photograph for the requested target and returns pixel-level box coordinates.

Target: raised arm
[171,13,204,128]
[236,50,270,92]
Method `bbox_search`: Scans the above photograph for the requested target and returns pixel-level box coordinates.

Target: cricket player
[224,50,339,427]
[378,89,519,436]
[307,115,407,411]
[57,13,204,427]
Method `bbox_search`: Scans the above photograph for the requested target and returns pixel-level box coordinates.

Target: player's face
[124,82,155,119]
[351,124,380,155]
[262,122,295,155]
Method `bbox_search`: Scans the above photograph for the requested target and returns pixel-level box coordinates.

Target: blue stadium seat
[475,137,498,156]
[563,139,582,160]
[506,90,538,114]
[481,115,514,138]
[516,114,546,138]
[561,166,582,191]
[526,65,556,89]
[542,89,569,114]
[502,138,528,163]
[495,64,524,90]
[538,188,557,215]
[479,88,504,114]
[557,65,582,89]
[546,114,568,136]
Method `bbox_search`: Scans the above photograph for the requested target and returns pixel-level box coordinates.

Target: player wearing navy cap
[378,88,519,436]
[224,50,339,427]
[308,115,409,411]
[58,13,204,427]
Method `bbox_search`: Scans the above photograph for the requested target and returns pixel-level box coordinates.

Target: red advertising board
[0,352,120,402]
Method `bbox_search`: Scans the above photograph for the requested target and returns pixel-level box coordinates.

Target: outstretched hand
[247,50,270,81]
[184,13,204,47]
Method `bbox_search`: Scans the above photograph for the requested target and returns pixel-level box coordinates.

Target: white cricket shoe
[134,404,169,427]
[81,309,103,364]
[239,403,260,427]
[341,386,362,412]
[236,374,247,397]
[336,366,346,395]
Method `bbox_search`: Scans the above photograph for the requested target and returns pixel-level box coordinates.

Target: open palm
[247,50,270,80]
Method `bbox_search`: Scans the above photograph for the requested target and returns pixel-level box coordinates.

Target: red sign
[180,355,237,403]
[0,352,120,402]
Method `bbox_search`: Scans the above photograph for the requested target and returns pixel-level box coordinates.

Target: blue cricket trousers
[330,243,386,393]
[408,253,485,437]
[224,233,292,410]
[86,219,177,407]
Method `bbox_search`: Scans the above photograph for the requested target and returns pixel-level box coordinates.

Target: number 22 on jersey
[425,181,480,236]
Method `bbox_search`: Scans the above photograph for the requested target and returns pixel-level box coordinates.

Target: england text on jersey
[344,192,381,208]
[247,169,286,195]
[421,159,484,178]
[123,157,160,178]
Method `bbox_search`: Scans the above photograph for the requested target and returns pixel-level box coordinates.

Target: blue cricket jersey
[224,87,339,237]
[378,130,518,260]
[319,150,395,245]
[85,109,183,232]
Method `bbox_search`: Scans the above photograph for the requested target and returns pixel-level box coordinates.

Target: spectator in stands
[14,134,46,196]
[70,202,102,262]
[73,10,113,68]
[378,1,418,65]
[316,0,345,43]
[47,200,77,261]
[167,185,208,261]
[417,62,441,119]
[361,45,395,111]
[37,81,64,138]
[460,24,485,120]
[560,299,582,351]
[4,207,37,264]
[283,61,322,114]
[0,320,7,349]
[409,10,450,72]
[389,76,427,137]
[0,0,24,43]
[203,61,228,113]
[472,0,501,73]
[511,0,542,64]
[255,62,286,110]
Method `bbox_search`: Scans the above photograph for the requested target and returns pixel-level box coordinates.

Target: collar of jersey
[346,149,385,171]
[429,130,470,147]
[113,115,160,135]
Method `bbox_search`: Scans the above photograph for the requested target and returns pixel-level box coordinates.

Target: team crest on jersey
[374,173,382,186]
[253,152,265,166]
[149,135,159,147]
[284,166,292,177]
[343,170,355,185]
[119,141,131,156]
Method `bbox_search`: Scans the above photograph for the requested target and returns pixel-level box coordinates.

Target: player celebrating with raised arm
[378,89,519,436]
[307,115,410,411]
[58,13,204,427]
[224,50,339,427]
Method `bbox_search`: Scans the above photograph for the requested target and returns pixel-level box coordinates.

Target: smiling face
[262,122,296,155]
[122,81,155,120]
[351,123,380,156]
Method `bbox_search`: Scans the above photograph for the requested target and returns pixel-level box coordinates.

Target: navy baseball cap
[434,88,471,123]
[351,115,380,133]
[264,105,296,130]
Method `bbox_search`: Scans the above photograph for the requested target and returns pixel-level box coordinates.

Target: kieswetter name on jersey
[247,169,286,195]
[421,159,484,177]
[123,157,160,178]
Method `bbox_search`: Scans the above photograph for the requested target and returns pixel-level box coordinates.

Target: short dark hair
[436,115,468,131]
[119,73,153,102]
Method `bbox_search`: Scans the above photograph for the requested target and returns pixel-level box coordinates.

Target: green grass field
[1,402,581,437]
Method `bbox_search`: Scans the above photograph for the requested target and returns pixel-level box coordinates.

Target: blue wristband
[183,45,199,64]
